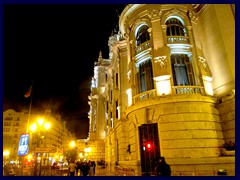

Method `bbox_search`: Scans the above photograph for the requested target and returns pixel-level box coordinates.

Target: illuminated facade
[3,109,75,164]
[88,4,235,175]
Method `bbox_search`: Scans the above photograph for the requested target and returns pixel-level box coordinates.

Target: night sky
[3,4,126,138]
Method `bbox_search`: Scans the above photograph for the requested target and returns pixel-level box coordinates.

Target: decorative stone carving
[198,56,207,69]
[171,8,180,14]
[148,9,162,21]
[127,70,131,81]
[187,26,192,31]
[198,56,212,76]
[147,28,152,34]
[154,56,167,69]
[117,31,125,41]
[161,25,167,32]
[188,11,198,23]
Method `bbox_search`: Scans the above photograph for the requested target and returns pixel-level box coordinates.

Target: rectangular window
[13,122,20,126]
[110,90,113,102]
[105,73,108,82]
[115,73,119,89]
[138,59,154,93]
[3,128,10,132]
[171,54,194,86]
[4,122,11,126]
[5,117,12,121]
[116,100,118,119]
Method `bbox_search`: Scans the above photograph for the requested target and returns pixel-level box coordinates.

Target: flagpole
[26,85,33,133]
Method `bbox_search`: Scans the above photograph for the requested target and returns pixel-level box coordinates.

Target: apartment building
[3,109,75,164]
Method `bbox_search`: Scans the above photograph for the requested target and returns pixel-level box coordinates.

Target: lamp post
[30,118,51,176]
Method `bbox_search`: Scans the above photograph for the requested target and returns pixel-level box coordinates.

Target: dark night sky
[3,4,126,139]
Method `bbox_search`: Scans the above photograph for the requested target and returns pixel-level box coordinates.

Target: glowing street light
[69,141,75,148]
[3,150,10,156]
[30,118,51,133]
[3,150,10,164]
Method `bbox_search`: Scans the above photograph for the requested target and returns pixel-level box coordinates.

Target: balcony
[132,86,204,105]
[172,86,204,95]
[167,36,189,44]
[134,41,151,56]
[132,89,156,104]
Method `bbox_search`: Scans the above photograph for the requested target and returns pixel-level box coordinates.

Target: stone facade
[87,4,235,176]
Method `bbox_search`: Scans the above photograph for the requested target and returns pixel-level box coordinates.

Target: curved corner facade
[88,4,235,176]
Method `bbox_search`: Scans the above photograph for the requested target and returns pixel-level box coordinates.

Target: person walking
[155,157,171,176]
[68,160,76,176]
[88,161,94,176]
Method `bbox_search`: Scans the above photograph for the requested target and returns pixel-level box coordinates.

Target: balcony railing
[134,41,151,55]
[172,86,204,95]
[167,36,189,44]
[133,89,156,104]
[131,86,204,105]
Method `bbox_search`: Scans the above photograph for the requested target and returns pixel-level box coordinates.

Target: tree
[63,147,78,163]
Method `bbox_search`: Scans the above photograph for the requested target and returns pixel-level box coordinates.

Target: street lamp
[3,150,10,165]
[30,118,51,176]
[69,141,75,148]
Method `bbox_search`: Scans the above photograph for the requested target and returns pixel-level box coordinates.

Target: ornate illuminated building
[88,4,235,175]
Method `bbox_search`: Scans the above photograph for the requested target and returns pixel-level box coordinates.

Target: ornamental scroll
[198,56,212,77]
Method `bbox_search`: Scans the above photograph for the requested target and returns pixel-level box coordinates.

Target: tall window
[137,59,154,93]
[171,54,194,86]
[166,18,185,36]
[136,25,150,46]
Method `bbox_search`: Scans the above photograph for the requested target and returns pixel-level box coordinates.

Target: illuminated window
[166,18,185,36]
[136,25,150,46]
[171,54,194,86]
[137,59,154,93]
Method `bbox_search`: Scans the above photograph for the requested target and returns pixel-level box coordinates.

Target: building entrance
[138,123,160,176]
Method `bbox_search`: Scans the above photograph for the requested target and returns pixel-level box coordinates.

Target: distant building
[3,109,75,164]
[88,4,235,176]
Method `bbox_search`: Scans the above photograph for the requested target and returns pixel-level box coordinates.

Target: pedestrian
[76,161,80,176]
[92,161,96,175]
[155,157,171,176]
[79,162,83,176]
[88,161,94,176]
[68,160,76,176]
[82,162,90,176]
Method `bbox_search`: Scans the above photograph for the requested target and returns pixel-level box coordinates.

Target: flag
[24,86,32,98]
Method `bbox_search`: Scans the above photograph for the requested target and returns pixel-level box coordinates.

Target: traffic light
[143,141,153,151]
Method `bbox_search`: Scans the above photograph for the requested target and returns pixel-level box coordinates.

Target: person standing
[82,162,90,176]
[68,160,76,176]
[76,161,81,176]
[92,161,96,176]
[88,161,94,176]
[155,157,171,176]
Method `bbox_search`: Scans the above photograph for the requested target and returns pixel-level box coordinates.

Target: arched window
[137,59,154,93]
[171,54,194,86]
[166,18,185,36]
[136,25,150,46]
